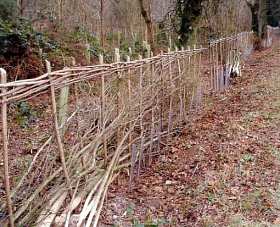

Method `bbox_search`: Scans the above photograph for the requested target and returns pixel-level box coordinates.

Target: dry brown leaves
[100,41,280,227]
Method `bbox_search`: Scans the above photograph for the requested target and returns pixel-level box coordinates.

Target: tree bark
[138,0,155,51]
[258,0,268,38]
[246,0,268,38]
[57,0,63,25]
[17,0,24,16]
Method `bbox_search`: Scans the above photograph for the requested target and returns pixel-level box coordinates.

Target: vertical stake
[190,45,197,110]
[58,84,69,137]
[197,46,203,106]
[114,48,120,63]
[1,68,15,227]
[117,31,121,48]
[128,47,132,57]
[187,46,192,112]
[138,55,144,175]
[219,42,223,90]
[99,54,107,164]
[146,44,151,58]
[167,48,173,135]
[210,43,213,90]
[149,52,155,165]
[72,57,78,103]
[158,50,164,151]
[181,47,187,121]
[85,42,91,65]
[177,50,184,122]
[46,61,71,187]
[114,48,121,146]
[126,55,134,189]
[215,43,219,91]
[169,36,172,50]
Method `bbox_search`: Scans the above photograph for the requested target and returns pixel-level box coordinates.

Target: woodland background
[1,0,279,82]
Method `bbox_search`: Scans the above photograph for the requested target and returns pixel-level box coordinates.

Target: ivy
[0,0,17,21]
[175,0,205,44]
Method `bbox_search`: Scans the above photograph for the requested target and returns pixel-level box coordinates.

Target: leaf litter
[100,42,280,226]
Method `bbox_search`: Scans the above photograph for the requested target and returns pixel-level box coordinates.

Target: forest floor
[100,41,280,227]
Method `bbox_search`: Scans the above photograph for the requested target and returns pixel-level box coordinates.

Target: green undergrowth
[0,17,152,80]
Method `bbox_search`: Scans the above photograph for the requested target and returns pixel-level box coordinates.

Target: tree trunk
[247,1,259,34]
[246,0,268,38]
[100,0,104,48]
[258,0,268,38]
[57,0,63,25]
[138,0,155,51]
[17,0,24,16]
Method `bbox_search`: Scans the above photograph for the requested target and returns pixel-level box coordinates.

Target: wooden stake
[46,61,71,187]
[138,55,144,175]
[177,52,184,122]
[149,53,155,165]
[187,46,192,111]
[167,48,173,134]
[126,55,134,188]
[99,54,107,164]
[193,45,199,108]
[209,44,213,90]
[115,49,121,146]
[190,45,197,111]
[169,36,172,50]
[85,43,91,65]
[158,50,164,150]
[99,54,104,65]
[72,57,79,103]
[1,68,15,227]
[126,55,132,156]
[58,84,69,137]
[215,43,219,91]
[219,42,223,90]
[114,48,120,63]
[212,44,216,90]
[181,48,187,121]
[128,47,132,57]
[197,46,203,106]
[146,44,151,58]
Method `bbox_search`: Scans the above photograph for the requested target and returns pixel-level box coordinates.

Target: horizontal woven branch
[0,31,256,226]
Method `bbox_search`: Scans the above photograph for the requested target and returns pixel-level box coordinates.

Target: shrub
[0,0,17,21]
[0,19,30,58]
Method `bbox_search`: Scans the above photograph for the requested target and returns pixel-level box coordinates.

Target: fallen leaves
[101,42,280,226]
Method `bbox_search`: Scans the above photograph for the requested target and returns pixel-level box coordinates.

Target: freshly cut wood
[58,85,69,137]
[0,31,255,226]
[46,60,71,187]
[36,190,67,227]
[1,68,15,227]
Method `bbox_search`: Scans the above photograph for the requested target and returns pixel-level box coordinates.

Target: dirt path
[101,43,280,227]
